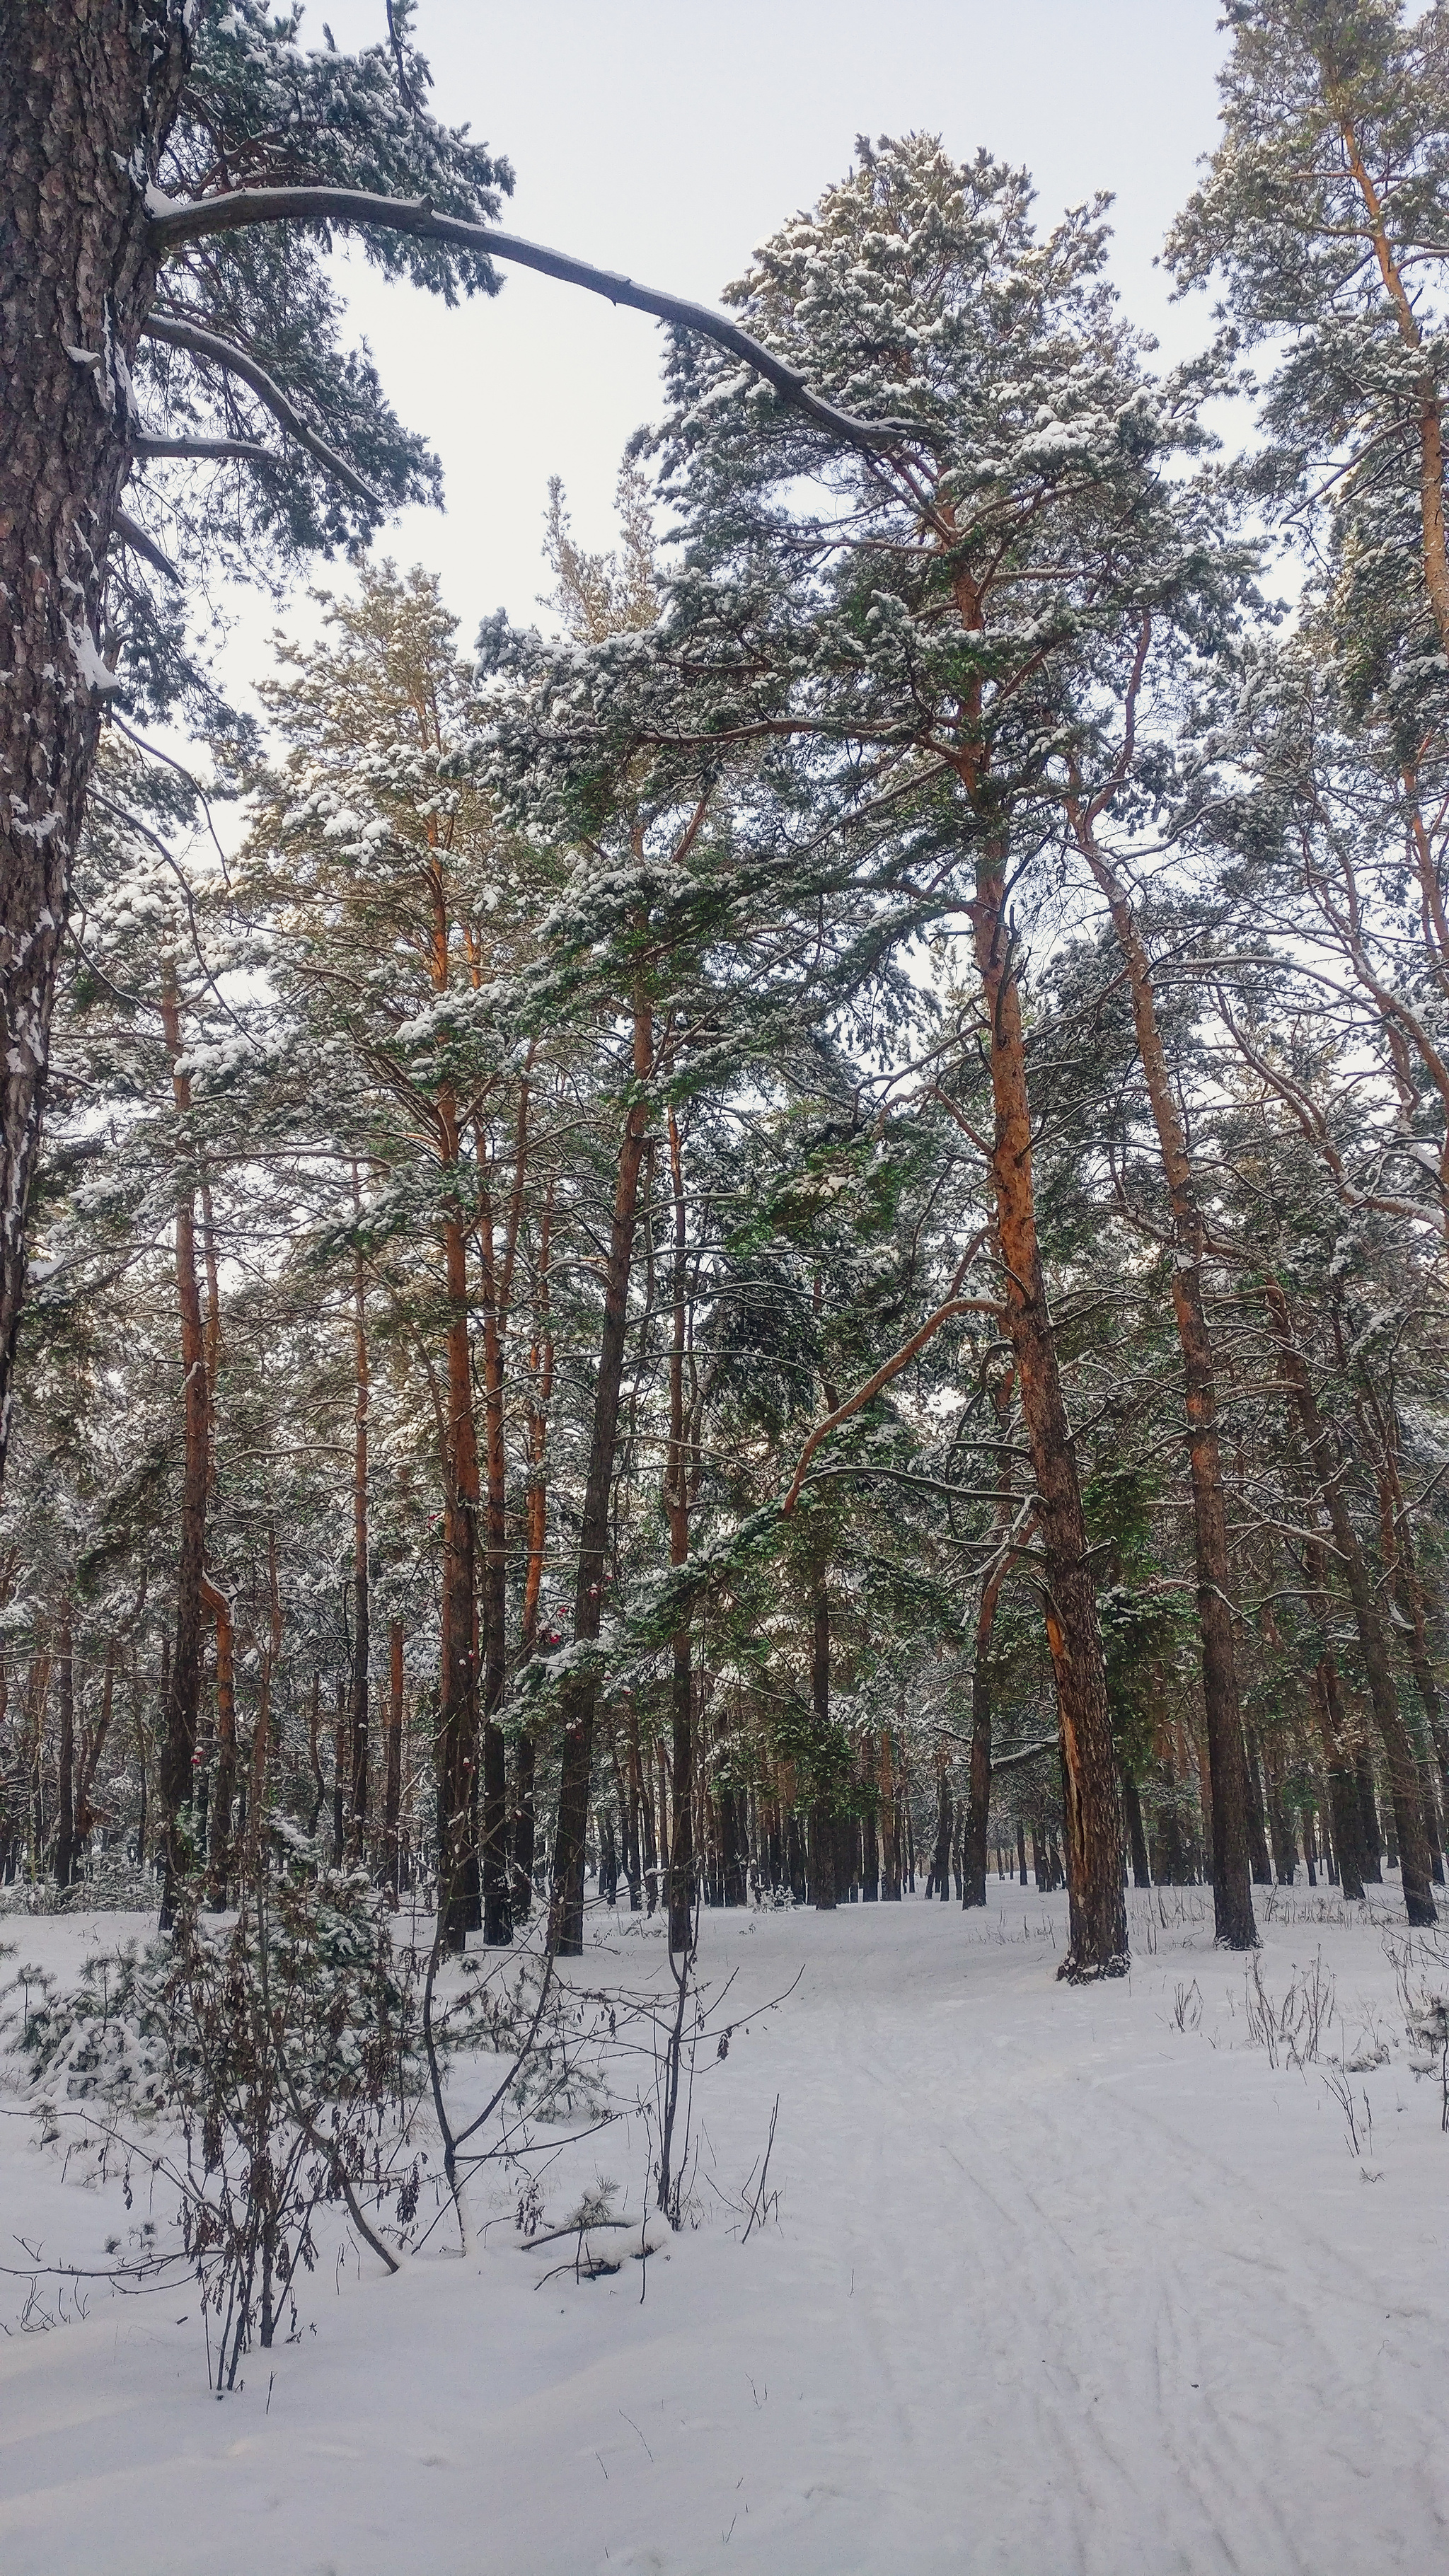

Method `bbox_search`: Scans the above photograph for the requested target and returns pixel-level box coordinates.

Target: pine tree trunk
[664,1107,695,1953]
[0,4,190,1479]
[54,1610,75,1890]
[203,1578,236,1907]
[476,1176,512,1945]
[384,1619,404,1905]
[809,1581,836,1912]
[548,977,652,1956]
[437,1116,480,1951]
[1243,1728,1273,1885]
[350,1236,370,1864]
[1122,1765,1152,1889]
[1075,821,1257,1948]
[969,851,1126,1975]
[158,975,208,1928]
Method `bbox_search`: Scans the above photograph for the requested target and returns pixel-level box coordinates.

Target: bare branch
[146,188,924,457]
[112,507,182,586]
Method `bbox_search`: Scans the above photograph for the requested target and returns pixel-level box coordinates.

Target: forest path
[1,1885,1447,2574]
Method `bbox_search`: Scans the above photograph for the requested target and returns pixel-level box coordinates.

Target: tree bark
[809,1580,836,1912]
[548,974,653,1956]
[437,1091,480,1952]
[158,971,208,1927]
[202,1576,235,1906]
[0,4,191,1480]
[476,1161,512,1946]
[349,1232,369,1863]
[384,1618,404,1905]
[665,1105,695,1953]
[54,1609,75,1890]
[1073,807,1257,1948]
[968,848,1127,1975]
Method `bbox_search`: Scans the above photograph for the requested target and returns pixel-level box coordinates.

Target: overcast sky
[219,0,1230,681]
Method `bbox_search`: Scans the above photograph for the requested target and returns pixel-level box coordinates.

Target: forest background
[2,0,1448,2022]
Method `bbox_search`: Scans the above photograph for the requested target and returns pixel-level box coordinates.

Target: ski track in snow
[1,1881,1448,2574]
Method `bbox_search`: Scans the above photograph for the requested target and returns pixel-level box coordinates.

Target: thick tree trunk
[1265,1285,1435,1925]
[0,4,190,1479]
[968,851,1126,1975]
[548,979,652,1956]
[1075,820,1257,1948]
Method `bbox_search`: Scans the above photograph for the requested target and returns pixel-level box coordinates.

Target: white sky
[217,0,1230,685]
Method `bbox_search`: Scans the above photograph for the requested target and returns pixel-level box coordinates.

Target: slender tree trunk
[0,6,191,1477]
[1073,809,1257,1948]
[203,1577,236,1907]
[54,1609,75,1890]
[333,1675,346,1866]
[349,1230,370,1863]
[549,972,652,1957]
[1122,1767,1151,1889]
[384,1618,404,1905]
[512,1182,553,1924]
[437,1088,481,1951]
[158,973,209,1928]
[664,1105,695,1953]
[476,1168,512,1946]
[861,1733,880,1900]
[878,1726,901,1900]
[1243,1728,1273,1885]
[968,845,1126,1975]
[75,1631,117,1875]
[964,1368,1017,1909]
[1264,1283,1435,1925]
[809,1581,836,1912]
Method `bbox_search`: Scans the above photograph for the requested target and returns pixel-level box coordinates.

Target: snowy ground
[2,1877,1448,2575]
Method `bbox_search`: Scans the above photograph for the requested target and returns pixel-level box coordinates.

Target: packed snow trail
[2,1883,1447,2574]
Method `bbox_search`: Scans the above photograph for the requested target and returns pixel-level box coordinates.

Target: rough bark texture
[0,4,190,1475]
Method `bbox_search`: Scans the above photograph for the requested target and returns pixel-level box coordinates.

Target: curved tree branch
[142,311,387,511]
[113,507,183,586]
[133,432,277,466]
[147,188,923,456]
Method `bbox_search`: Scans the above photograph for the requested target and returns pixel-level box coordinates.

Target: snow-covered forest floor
[2,1881,1448,2576]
